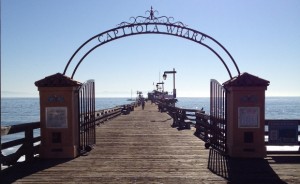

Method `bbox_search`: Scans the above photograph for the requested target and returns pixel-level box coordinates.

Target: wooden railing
[95,103,136,125]
[165,105,205,129]
[195,112,227,152]
[194,112,211,148]
[1,122,41,167]
[162,102,300,153]
[265,119,300,147]
[95,107,121,125]
[161,103,216,150]
[1,102,137,169]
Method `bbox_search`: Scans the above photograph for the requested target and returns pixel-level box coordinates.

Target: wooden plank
[1,102,300,183]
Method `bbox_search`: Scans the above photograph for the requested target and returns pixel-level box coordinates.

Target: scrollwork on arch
[117,6,187,27]
[63,7,240,80]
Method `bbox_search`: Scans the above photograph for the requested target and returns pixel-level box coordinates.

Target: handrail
[194,115,300,150]
[162,102,300,152]
[95,106,123,125]
[1,122,41,168]
[162,104,205,129]
[194,112,211,148]
[1,102,137,169]
[264,119,300,146]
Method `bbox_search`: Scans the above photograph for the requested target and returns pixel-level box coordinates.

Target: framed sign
[268,120,298,145]
[238,107,260,128]
[46,107,68,128]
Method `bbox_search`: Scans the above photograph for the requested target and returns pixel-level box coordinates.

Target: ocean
[176,97,300,119]
[2,97,300,127]
[1,97,300,154]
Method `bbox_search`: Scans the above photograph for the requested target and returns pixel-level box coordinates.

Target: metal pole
[173,68,176,98]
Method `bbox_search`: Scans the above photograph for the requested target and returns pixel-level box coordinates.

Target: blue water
[176,97,300,119]
[2,97,300,127]
[1,97,300,153]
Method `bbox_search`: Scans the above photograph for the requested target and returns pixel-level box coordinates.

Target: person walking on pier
[141,98,145,110]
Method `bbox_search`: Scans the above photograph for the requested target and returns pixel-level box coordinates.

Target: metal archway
[63,7,240,79]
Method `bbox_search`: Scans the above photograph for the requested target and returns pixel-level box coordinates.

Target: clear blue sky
[1,0,300,97]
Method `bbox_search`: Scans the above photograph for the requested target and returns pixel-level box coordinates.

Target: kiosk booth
[35,73,81,158]
[224,73,270,158]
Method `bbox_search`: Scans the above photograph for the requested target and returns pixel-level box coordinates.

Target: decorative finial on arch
[117,6,187,27]
[150,6,154,20]
[146,6,158,21]
[147,6,157,20]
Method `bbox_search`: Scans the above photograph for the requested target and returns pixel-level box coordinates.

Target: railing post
[172,109,178,127]
[178,110,184,129]
[24,128,34,161]
[195,113,200,135]
[204,117,209,144]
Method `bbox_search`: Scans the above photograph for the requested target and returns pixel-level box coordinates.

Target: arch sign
[63,7,240,79]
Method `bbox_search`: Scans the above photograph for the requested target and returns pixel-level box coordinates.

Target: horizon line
[1,95,300,98]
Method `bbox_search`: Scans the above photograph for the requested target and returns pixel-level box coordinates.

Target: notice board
[238,107,260,128]
[46,107,68,128]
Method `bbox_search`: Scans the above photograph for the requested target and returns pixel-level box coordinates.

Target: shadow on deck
[208,148,300,184]
[3,149,299,183]
[1,158,72,183]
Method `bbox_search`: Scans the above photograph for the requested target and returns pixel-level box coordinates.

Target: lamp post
[163,68,177,98]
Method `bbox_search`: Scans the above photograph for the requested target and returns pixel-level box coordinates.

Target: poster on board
[46,107,68,128]
[238,107,260,128]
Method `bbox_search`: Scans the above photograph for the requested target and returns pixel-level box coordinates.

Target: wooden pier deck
[2,102,300,183]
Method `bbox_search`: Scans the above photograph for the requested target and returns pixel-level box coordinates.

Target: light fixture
[163,73,167,80]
